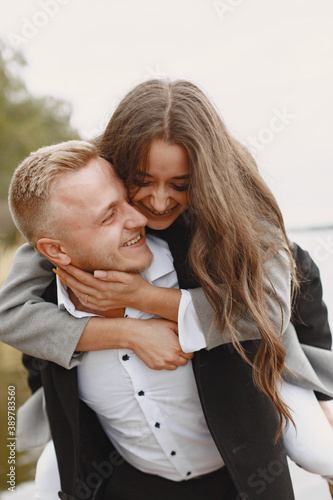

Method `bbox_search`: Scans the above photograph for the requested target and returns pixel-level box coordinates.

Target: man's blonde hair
[9,140,99,247]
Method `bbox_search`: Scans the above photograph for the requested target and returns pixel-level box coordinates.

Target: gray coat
[1,242,333,397]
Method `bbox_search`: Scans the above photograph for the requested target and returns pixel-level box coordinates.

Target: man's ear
[36,238,72,267]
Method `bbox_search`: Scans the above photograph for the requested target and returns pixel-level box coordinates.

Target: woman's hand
[55,265,151,312]
[131,318,194,370]
[77,316,193,370]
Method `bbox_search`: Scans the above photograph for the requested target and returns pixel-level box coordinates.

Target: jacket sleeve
[0,243,89,369]
[188,249,291,350]
[291,243,332,350]
[291,243,332,400]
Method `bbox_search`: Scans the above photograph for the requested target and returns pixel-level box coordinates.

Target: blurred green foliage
[0,39,80,242]
[0,41,81,489]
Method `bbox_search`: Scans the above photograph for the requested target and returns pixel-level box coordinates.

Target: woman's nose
[149,187,170,212]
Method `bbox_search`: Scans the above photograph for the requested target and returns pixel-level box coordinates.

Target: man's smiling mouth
[121,234,142,247]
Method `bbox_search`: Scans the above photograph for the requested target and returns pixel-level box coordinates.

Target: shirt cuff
[178,289,207,353]
[68,351,86,368]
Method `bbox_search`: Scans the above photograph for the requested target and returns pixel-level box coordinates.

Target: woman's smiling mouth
[140,203,180,218]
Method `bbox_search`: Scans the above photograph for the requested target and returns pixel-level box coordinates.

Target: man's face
[49,157,152,272]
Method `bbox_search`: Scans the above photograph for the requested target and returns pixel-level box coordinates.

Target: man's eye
[102,213,114,224]
[171,184,189,192]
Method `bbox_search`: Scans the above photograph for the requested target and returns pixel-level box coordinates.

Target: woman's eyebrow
[172,174,190,180]
[135,172,189,180]
[135,170,150,177]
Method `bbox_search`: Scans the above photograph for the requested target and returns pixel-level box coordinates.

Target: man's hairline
[34,157,132,267]
[32,156,95,247]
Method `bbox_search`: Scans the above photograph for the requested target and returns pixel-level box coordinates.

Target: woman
[58,77,333,487]
[1,79,333,498]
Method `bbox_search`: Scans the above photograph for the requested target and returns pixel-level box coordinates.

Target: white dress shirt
[57,235,224,481]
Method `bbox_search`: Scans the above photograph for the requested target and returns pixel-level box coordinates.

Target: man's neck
[69,289,125,318]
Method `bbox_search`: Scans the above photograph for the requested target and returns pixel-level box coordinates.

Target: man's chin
[72,247,153,274]
[121,250,153,274]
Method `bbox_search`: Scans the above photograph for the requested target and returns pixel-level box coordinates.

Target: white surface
[0,1,332,229]
[289,459,332,500]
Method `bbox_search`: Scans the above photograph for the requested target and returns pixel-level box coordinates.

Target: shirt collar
[56,276,101,318]
[142,235,175,284]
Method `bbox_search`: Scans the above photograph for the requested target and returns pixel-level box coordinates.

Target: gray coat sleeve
[188,249,291,350]
[188,248,333,398]
[0,243,89,369]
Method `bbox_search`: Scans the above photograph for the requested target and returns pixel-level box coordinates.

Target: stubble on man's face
[71,246,153,274]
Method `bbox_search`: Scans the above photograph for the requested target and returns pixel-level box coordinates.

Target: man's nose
[124,202,147,228]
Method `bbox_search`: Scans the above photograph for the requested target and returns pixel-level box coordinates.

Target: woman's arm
[0,244,88,368]
[189,249,291,350]
[55,248,291,352]
[54,266,181,322]
[78,316,192,370]
[0,244,191,369]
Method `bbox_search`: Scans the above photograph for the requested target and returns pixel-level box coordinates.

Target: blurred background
[0,0,332,498]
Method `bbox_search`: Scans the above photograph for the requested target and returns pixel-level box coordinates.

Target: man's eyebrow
[135,171,190,180]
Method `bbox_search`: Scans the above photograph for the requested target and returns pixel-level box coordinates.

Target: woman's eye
[133,179,151,187]
[171,184,189,192]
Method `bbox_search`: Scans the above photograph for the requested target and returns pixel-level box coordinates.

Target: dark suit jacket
[23,240,331,499]
[39,340,294,500]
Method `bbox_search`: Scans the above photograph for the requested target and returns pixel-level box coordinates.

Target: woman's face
[130,139,190,230]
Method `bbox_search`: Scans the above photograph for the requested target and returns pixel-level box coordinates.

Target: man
[7,140,333,499]
[8,140,242,499]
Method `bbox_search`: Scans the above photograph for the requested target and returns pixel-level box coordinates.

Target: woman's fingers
[182,351,194,360]
[62,265,100,286]
[53,266,146,311]
[53,269,109,311]
[93,270,130,283]
[53,267,127,311]
[57,264,130,286]
[54,268,96,295]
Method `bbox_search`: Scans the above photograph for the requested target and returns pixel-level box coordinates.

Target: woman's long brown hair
[97,79,297,439]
